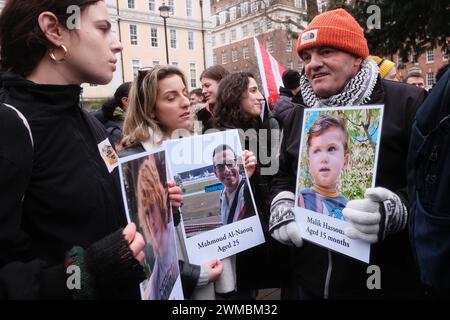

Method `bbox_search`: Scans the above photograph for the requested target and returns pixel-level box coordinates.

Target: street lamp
[159,2,170,65]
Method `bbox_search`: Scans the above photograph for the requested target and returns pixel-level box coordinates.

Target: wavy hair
[120,65,190,149]
[213,72,260,129]
[137,155,168,243]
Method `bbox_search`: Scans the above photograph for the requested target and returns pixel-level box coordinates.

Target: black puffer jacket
[0,72,137,299]
[270,78,427,298]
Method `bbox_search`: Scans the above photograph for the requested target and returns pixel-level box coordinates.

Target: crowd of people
[0,0,448,300]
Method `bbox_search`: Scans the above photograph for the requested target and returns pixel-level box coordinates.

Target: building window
[243,46,249,59]
[132,59,140,77]
[153,60,160,67]
[89,84,97,87]
[288,60,294,70]
[220,33,226,44]
[250,1,258,13]
[240,2,249,16]
[170,29,177,49]
[221,52,228,65]
[253,21,261,34]
[232,48,238,62]
[129,24,138,45]
[168,0,175,16]
[426,48,435,63]
[230,29,237,42]
[172,61,179,67]
[211,35,216,47]
[286,39,292,52]
[148,0,155,11]
[128,0,135,9]
[294,0,301,8]
[186,0,193,17]
[242,25,249,38]
[190,63,197,88]
[266,19,272,30]
[150,27,158,47]
[213,54,217,65]
[266,40,273,53]
[298,62,304,72]
[230,7,237,21]
[427,72,434,87]
[219,11,228,24]
[188,31,194,50]
[211,15,218,27]
[411,52,419,64]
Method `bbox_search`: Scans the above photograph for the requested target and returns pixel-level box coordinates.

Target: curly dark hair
[213,72,261,129]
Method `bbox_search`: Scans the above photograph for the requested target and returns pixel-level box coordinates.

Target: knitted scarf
[300,59,379,108]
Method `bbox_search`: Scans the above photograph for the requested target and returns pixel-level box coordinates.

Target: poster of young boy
[294,105,384,263]
[164,130,265,265]
[119,148,184,300]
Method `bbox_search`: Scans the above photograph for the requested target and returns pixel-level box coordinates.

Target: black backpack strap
[227,179,246,224]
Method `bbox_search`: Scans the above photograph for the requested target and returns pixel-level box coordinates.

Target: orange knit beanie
[297,8,369,59]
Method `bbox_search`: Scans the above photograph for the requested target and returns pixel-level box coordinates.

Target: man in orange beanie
[269,8,427,299]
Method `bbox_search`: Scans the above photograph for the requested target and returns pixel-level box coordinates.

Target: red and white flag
[253,37,285,108]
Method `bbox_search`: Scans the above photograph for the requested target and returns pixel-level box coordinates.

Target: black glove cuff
[65,246,97,300]
[85,228,146,289]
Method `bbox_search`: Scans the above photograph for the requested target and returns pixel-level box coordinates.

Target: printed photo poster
[294,105,384,263]
[165,130,265,265]
[119,148,184,300]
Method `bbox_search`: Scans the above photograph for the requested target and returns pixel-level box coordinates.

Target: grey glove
[343,187,408,243]
[269,191,303,247]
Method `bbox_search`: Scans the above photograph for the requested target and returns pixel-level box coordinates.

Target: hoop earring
[49,44,68,62]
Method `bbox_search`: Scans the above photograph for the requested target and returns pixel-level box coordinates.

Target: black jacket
[273,87,298,128]
[270,78,427,298]
[0,72,135,299]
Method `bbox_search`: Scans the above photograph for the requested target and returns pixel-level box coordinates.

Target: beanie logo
[301,29,318,45]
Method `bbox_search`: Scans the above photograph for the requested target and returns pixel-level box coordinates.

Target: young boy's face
[307,126,349,193]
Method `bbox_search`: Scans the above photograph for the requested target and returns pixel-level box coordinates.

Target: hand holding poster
[294,105,384,262]
[165,130,265,265]
[119,149,184,300]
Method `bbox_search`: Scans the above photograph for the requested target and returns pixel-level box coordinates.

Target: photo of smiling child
[298,115,349,220]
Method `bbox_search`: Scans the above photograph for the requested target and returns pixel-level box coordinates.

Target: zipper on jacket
[324,250,332,299]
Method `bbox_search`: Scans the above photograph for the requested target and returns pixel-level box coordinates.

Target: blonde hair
[120,65,191,150]
[137,155,168,243]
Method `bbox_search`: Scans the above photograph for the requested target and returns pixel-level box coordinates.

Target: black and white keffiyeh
[300,59,379,108]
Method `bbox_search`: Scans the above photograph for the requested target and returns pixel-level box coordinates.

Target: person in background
[405,66,426,89]
[93,81,131,146]
[198,65,230,133]
[273,69,302,128]
[0,0,145,299]
[369,55,399,81]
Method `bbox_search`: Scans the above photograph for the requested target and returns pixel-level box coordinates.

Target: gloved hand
[343,187,408,243]
[269,191,303,247]
[65,223,146,299]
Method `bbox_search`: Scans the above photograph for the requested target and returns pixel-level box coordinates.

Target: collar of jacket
[279,86,294,98]
[0,72,82,112]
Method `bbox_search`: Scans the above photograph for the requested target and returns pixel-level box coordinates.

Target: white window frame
[168,0,175,16]
[230,7,237,21]
[232,48,238,62]
[170,29,177,49]
[221,52,228,65]
[266,40,273,53]
[150,26,158,47]
[242,25,249,38]
[230,29,237,42]
[129,24,138,45]
[286,39,292,52]
[243,46,249,59]
[426,48,435,63]
[132,59,140,77]
[189,63,197,89]
[148,0,156,11]
[240,2,249,17]
[427,72,434,87]
[186,0,193,17]
[128,0,135,9]
[188,31,194,50]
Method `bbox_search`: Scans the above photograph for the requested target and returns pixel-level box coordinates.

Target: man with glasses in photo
[212,144,255,225]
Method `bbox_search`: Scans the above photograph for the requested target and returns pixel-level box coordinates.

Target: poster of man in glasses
[165,130,264,264]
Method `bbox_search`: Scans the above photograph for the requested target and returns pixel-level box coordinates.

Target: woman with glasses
[0,0,146,299]
[119,65,227,299]
[211,72,291,300]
